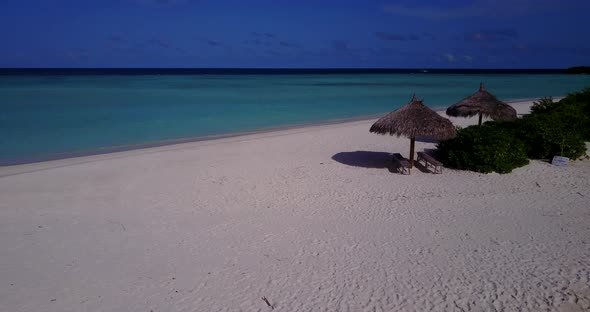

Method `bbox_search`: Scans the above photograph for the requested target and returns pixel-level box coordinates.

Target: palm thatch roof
[446,83,517,122]
[370,94,456,141]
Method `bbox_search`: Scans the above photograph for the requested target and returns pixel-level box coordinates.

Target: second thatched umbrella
[446,83,517,125]
[370,94,456,168]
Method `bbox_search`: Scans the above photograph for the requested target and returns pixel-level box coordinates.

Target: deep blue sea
[1,69,589,165]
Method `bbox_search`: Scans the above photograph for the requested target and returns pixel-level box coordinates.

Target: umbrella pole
[478,112,483,126]
[409,137,415,168]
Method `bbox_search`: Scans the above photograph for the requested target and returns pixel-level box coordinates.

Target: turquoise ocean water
[1,71,589,164]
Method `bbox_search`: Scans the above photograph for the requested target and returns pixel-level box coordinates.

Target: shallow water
[1,72,589,163]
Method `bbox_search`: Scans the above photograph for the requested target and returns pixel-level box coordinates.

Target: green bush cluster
[518,98,587,159]
[437,123,529,173]
[437,88,590,174]
[564,66,590,74]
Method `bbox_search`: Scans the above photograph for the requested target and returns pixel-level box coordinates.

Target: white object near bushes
[551,156,569,166]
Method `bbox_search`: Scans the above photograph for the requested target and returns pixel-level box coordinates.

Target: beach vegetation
[529,96,555,114]
[516,109,586,159]
[437,122,529,174]
[517,88,590,159]
[564,66,590,74]
[438,87,590,173]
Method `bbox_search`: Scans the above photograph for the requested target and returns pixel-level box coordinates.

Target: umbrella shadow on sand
[332,151,394,170]
[332,151,433,174]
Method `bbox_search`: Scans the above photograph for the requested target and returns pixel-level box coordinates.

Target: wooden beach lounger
[417,152,443,174]
[391,153,411,175]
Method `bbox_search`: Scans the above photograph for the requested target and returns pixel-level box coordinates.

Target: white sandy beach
[1,100,589,312]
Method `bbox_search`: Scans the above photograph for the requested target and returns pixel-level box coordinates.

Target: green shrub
[557,88,590,141]
[515,111,587,159]
[564,66,590,74]
[530,96,556,114]
[436,88,590,174]
[437,122,529,174]
[513,91,589,159]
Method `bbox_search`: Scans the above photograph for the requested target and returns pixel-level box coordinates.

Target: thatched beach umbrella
[446,83,517,125]
[370,94,456,167]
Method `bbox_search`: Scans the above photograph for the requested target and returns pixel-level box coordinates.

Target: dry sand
[1,100,589,312]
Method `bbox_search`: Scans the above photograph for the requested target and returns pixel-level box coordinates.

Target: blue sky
[0,0,588,68]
